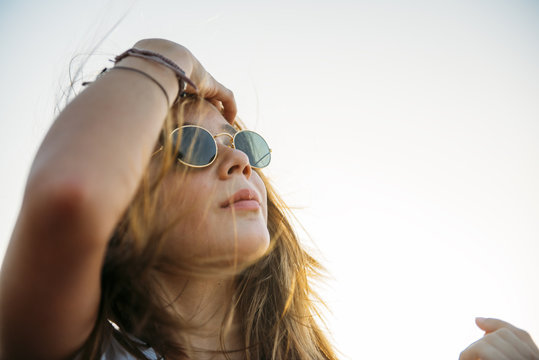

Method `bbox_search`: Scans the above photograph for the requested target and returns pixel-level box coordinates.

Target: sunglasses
[167,125,272,169]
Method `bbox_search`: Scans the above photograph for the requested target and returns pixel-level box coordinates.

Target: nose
[217,143,252,180]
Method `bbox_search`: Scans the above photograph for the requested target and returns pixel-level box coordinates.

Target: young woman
[0,38,336,360]
[0,38,537,360]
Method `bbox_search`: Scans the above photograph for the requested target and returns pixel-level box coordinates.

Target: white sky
[1,0,538,359]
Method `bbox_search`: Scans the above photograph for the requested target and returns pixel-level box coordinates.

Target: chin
[167,219,270,269]
[239,238,270,264]
[223,227,271,267]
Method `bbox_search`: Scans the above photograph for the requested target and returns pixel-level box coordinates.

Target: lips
[221,188,261,210]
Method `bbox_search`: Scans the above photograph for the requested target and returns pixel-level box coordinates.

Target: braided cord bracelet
[82,47,197,107]
[114,48,198,98]
[82,66,171,107]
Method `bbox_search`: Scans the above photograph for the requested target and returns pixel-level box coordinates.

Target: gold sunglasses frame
[154,125,272,169]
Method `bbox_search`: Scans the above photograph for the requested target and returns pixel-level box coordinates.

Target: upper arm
[0,181,109,360]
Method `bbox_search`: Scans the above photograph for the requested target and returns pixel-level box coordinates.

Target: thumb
[475,317,518,334]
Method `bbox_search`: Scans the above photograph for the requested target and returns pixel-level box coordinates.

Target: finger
[483,329,530,359]
[193,71,237,123]
[207,99,225,118]
[476,317,519,334]
[211,83,236,123]
[495,327,539,358]
[460,340,510,360]
[476,317,534,344]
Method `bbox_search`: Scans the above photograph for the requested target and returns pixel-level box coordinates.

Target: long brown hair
[77,96,338,359]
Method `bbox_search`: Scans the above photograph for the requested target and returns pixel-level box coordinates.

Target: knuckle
[459,341,481,360]
[473,340,490,353]
[224,88,235,98]
[483,331,496,339]
[520,329,535,344]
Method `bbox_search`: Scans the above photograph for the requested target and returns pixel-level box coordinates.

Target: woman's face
[155,101,270,267]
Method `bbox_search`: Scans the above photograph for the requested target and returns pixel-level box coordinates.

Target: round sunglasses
[168,125,272,169]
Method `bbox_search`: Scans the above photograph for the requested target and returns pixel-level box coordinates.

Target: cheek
[157,171,218,244]
[253,171,268,222]
[156,169,270,264]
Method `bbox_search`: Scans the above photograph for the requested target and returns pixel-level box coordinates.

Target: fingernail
[476,317,486,323]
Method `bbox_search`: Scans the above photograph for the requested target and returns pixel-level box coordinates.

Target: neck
[156,272,244,360]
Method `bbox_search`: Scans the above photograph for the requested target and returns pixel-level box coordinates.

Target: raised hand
[460,317,539,360]
[129,38,237,122]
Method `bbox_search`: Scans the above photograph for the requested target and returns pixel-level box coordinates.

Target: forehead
[182,100,235,135]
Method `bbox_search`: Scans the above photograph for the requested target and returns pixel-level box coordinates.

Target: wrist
[132,39,194,77]
[116,43,198,101]
[114,56,179,105]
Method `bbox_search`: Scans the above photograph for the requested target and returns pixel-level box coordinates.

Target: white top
[76,333,161,360]
[101,335,160,359]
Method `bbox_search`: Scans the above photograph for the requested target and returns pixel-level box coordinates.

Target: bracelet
[82,66,171,107]
[114,48,198,101]
[110,66,170,107]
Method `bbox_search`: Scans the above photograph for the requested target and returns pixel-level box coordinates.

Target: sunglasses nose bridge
[213,132,235,148]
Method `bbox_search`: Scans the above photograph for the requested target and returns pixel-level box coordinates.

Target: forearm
[27,50,182,243]
[0,39,237,359]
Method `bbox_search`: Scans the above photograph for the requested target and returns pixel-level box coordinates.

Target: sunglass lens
[234,130,271,168]
[173,127,216,167]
